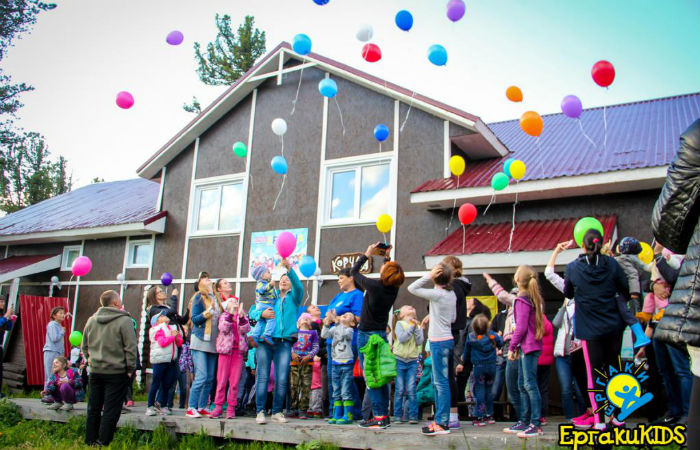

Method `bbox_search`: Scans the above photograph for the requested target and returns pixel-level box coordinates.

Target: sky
[2,0,699,186]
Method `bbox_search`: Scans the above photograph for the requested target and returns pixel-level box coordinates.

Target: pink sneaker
[572,411,595,429]
[226,408,236,419]
[209,406,223,419]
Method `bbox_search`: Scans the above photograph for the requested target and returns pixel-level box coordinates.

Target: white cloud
[360,186,389,219]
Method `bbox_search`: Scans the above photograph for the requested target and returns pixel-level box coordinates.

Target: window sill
[126,265,150,269]
[320,221,378,230]
[188,231,242,239]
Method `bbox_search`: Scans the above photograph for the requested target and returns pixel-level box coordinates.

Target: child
[321,311,356,424]
[250,265,277,345]
[308,356,324,418]
[289,313,320,419]
[391,305,424,424]
[614,237,652,349]
[503,265,545,438]
[146,312,183,416]
[42,306,66,401]
[69,345,88,402]
[46,355,82,411]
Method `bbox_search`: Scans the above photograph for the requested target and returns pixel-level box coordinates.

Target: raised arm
[483,273,516,306]
[407,275,440,302]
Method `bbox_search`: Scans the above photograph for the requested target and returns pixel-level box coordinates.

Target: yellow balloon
[449,155,465,177]
[510,160,526,180]
[638,242,653,264]
[376,214,393,234]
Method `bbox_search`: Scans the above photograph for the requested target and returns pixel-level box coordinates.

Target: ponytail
[518,265,545,340]
[582,229,603,256]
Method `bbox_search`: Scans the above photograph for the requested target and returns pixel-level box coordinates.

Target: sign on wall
[249,228,308,278]
[331,252,372,274]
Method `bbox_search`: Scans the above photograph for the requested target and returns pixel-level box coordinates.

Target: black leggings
[449,329,469,410]
[583,331,623,423]
[689,376,700,450]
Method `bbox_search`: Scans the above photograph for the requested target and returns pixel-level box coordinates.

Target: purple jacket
[509,296,543,355]
[216,312,251,355]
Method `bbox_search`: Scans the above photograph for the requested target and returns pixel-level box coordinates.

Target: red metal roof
[413,93,700,193]
[0,255,57,275]
[426,215,617,256]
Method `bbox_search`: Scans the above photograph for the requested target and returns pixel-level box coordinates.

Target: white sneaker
[272,412,288,423]
[161,407,172,416]
[145,406,157,416]
[48,402,63,410]
[186,408,202,418]
[60,403,74,411]
[256,411,267,424]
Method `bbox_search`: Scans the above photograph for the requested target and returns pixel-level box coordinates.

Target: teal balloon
[491,172,509,191]
[233,141,247,158]
[299,255,317,278]
[427,44,448,66]
[271,156,288,175]
[503,158,515,177]
[318,78,338,98]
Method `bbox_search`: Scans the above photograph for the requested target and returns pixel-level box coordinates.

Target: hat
[150,312,164,327]
[252,265,268,281]
[619,237,642,255]
[297,313,313,325]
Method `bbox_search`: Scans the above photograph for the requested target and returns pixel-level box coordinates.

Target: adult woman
[353,242,405,430]
[249,258,303,424]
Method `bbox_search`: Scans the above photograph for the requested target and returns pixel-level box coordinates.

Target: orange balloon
[506,86,523,102]
[520,111,543,137]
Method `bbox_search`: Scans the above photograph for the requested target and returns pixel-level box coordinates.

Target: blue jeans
[255,338,292,414]
[430,339,454,427]
[505,356,521,420]
[654,338,692,417]
[492,356,506,403]
[188,350,216,409]
[473,363,496,418]
[518,350,541,427]
[331,364,354,403]
[357,330,390,417]
[166,363,188,408]
[393,359,418,421]
[555,355,585,420]
[327,342,362,416]
[149,361,177,408]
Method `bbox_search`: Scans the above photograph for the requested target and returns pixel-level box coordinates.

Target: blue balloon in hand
[428,44,448,66]
[271,156,288,175]
[299,255,317,278]
[395,10,414,31]
[374,124,390,142]
[318,78,338,98]
[292,34,312,55]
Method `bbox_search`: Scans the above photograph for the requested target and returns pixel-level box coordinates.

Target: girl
[407,263,456,436]
[43,306,66,397]
[289,314,319,419]
[146,313,183,416]
[391,305,424,424]
[46,355,82,411]
[503,265,545,438]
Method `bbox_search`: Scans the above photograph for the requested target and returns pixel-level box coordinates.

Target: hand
[261,308,275,320]
[420,315,430,330]
[238,302,245,316]
[172,288,179,297]
[654,241,664,255]
[456,364,464,374]
[4,308,13,318]
[301,356,310,364]
[430,265,443,280]
[227,302,237,314]
[365,243,380,258]
[635,347,646,359]
[280,258,291,271]
[507,350,518,361]
[554,240,574,254]
[292,354,299,362]
[79,362,86,370]
[269,279,276,289]
[482,272,493,283]
[313,355,321,362]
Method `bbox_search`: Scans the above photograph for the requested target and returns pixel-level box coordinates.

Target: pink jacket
[538,317,554,366]
[216,312,251,355]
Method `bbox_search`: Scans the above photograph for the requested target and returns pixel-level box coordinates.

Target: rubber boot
[328,401,343,424]
[336,401,354,424]
[631,322,651,350]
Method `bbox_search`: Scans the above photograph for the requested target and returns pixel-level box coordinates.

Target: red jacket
[538,317,554,366]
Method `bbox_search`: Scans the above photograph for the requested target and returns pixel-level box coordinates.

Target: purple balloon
[446,0,466,22]
[561,95,583,119]
[161,272,173,286]
[166,30,184,46]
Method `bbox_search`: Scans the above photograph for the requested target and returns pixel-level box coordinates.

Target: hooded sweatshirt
[82,307,137,374]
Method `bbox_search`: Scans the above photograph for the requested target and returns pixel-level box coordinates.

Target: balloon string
[334,98,346,136]
[379,142,382,153]
[603,89,608,153]
[273,174,286,211]
[445,175,459,236]
[483,192,496,215]
[290,64,305,116]
[400,91,416,132]
[507,190,519,254]
[66,274,74,304]
[383,233,387,244]
[304,279,310,305]
[280,135,284,157]
[462,224,466,254]
[577,119,596,148]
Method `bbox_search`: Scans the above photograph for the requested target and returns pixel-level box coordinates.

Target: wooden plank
[3,370,25,382]
[3,362,26,373]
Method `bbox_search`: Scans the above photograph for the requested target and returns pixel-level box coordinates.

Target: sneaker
[161,407,172,416]
[298,412,308,420]
[422,422,450,435]
[503,421,528,434]
[186,408,202,418]
[486,416,496,424]
[287,410,298,419]
[272,412,289,423]
[60,403,74,412]
[145,407,158,416]
[48,402,63,410]
[517,424,543,438]
[209,406,223,419]
[226,408,236,420]
[540,417,547,426]
[449,419,461,429]
[392,417,405,424]
[41,395,55,404]
[573,413,596,430]
[198,408,210,417]
[473,418,487,427]
[359,416,390,429]
[125,400,134,407]
[611,417,626,427]
[652,415,679,426]
[256,411,267,424]
[409,419,419,424]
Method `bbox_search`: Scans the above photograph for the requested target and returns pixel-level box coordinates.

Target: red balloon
[458,203,477,225]
[592,60,615,88]
[362,43,382,63]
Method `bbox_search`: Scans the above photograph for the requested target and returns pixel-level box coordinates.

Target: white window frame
[60,245,82,271]
[188,174,246,237]
[321,152,395,228]
[126,239,153,269]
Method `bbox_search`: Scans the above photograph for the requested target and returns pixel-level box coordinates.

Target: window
[325,161,391,225]
[61,245,82,271]
[192,180,244,234]
[127,240,152,268]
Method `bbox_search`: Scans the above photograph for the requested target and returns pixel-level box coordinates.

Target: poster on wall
[249,228,308,278]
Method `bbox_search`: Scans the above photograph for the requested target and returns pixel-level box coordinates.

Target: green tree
[91,176,104,184]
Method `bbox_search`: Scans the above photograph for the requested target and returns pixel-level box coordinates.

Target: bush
[0,398,22,427]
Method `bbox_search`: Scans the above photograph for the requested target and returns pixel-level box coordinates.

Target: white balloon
[314,267,322,277]
[356,24,373,42]
[116,273,125,282]
[271,118,287,136]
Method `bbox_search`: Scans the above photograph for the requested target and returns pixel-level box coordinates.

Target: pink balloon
[71,256,92,277]
[116,91,134,109]
[275,232,297,258]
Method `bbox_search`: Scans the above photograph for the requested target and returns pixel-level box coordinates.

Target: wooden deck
[11,398,559,449]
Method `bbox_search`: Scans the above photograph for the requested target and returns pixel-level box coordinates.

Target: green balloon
[491,172,509,191]
[573,217,604,247]
[233,141,247,158]
[69,330,83,347]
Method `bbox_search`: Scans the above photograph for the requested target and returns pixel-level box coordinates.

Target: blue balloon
[395,10,413,31]
[292,34,312,55]
[428,44,448,66]
[503,158,515,178]
[271,156,288,175]
[374,124,389,142]
[313,0,329,4]
[299,255,317,278]
[318,78,338,98]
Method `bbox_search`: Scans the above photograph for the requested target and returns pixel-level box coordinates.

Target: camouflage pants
[290,363,313,412]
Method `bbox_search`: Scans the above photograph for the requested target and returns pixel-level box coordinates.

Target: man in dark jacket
[652,119,700,443]
[82,290,137,446]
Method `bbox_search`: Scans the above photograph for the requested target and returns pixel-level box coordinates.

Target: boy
[250,265,277,345]
[321,311,356,424]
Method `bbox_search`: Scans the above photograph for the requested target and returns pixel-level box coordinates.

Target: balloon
[638,242,653,265]
[271,156,288,175]
[458,203,477,225]
[276,231,297,258]
[271,118,287,136]
[116,91,134,109]
[505,86,523,102]
[362,43,382,63]
[503,158,515,177]
[233,141,247,158]
[592,60,615,88]
[491,172,509,191]
[166,30,184,46]
[520,111,543,137]
[395,10,413,31]
[374,124,389,142]
[376,214,393,234]
[561,95,583,119]
[356,24,374,42]
[449,155,465,177]
[299,255,317,278]
[69,331,83,347]
[312,0,330,4]
[428,44,448,66]
[509,160,526,180]
[446,0,466,22]
[71,256,92,277]
[116,273,124,282]
[318,78,338,98]
[314,267,322,277]
[161,272,173,286]
[292,33,312,55]
[573,217,604,247]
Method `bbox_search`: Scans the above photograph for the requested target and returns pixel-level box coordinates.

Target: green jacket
[417,357,434,405]
[359,334,396,388]
[82,307,137,375]
[249,268,303,340]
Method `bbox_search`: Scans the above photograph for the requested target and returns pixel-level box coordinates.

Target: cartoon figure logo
[589,359,653,421]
